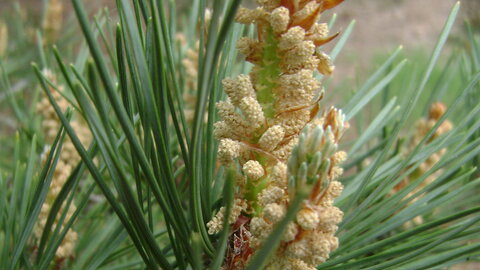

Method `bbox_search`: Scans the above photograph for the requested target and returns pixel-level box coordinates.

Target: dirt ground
[332,0,460,54]
[323,0,467,82]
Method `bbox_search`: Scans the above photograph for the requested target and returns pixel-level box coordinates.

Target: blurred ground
[453,262,480,270]
[323,0,462,83]
[331,0,458,55]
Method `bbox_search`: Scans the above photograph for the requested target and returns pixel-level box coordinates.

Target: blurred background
[2,0,478,49]
[2,0,478,90]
